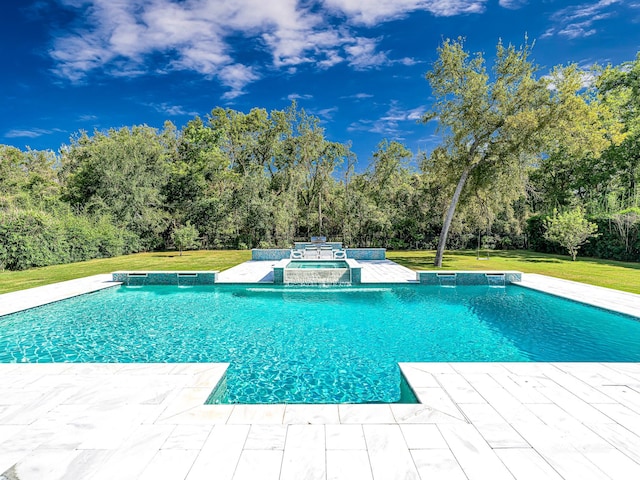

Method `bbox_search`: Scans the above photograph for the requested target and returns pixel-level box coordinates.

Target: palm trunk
[434,167,471,267]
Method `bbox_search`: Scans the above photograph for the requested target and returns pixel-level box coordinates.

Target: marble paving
[1,362,640,479]
[359,259,417,283]
[216,261,275,283]
[519,273,640,319]
[0,274,118,317]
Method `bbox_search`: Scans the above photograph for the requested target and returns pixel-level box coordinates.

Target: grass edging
[387,250,640,294]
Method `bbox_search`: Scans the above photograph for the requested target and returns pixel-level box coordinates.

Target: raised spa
[273,258,362,285]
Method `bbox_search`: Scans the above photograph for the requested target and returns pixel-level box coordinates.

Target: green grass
[0,250,251,294]
[1,248,638,295]
[387,250,640,294]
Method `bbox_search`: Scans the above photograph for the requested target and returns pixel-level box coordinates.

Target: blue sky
[2,0,640,167]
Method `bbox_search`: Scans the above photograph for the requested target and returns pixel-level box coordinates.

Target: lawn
[0,250,251,294]
[0,249,638,295]
[387,250,640,294]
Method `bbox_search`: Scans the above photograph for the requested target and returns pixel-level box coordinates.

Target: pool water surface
[1,284,639,404]
[287,260,349,269]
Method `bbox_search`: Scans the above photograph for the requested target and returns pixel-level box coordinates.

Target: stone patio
[1,261,640,479]
[1,362,640,480]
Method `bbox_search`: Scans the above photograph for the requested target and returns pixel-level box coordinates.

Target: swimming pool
[1,283,639,404]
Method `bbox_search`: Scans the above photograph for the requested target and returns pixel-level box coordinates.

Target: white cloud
[314,107,339,120]
[219,64,260,99]
[49,0,488,95]
[543,0,620,39]
[557,22,597,39]
[5,128,56,138]
[348,102,426,136]
[317,51,345,69]
[288,93,313,101]
[147,103,197,116]
[539,27,555,39]
[345,37,389,69]
[499,0,527,9]
[398,57,420,66]
[262,13,345,68]
[555,0,619,22]
[322,0,487,25]
[342,93,374,100]
[51,0,351,91]
[407,106,427,120]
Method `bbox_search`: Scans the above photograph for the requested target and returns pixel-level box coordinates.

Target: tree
[423,38,612,267]
[61,125,172,250]
[164,116,224,218]
[0,146,60,208]
[599,52,640,136]
[598,54,640,208]
[163,117,237,248]
[172,222,200,255]
[358,140,415,247]
[611,207,640,256]
[280,103,348,238]
[544,207,598,261]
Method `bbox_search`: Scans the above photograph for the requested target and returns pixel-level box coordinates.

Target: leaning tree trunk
[434,167,471,267]
[318,190,322,236]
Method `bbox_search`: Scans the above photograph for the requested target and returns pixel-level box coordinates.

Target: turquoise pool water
[1,284,639,403]
[287,260,348,269]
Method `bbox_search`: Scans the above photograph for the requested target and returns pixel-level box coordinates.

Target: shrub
[543,208,598,261]
[172,222,200,255]
[528,212,640,262]
[0,210,66,270]
[0,208,142,270]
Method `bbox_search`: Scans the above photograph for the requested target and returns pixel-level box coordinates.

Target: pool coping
[517,273,640,319]
[0,274,120,317]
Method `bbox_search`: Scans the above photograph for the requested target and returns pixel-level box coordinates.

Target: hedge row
[0,209,139,270]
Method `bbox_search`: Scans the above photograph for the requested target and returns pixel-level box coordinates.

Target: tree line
[1,40,639,270]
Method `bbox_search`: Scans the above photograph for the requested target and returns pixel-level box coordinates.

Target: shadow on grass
[460,250,566,265]
[394,249,640,272]
[582,257,640,270]
[389,256,436,270]
[516,257,563,264]
[508,250,640,270]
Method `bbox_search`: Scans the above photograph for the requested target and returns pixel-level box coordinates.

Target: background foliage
[1,51,640,271]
